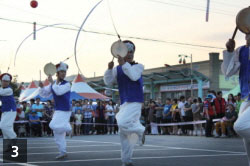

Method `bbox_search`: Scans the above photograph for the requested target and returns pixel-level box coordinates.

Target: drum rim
[236,6,250,34]
[111,40,128,58]
[44,62,56,76]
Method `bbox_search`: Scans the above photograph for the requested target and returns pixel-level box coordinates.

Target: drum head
[44,63,56,76]
[236,7,250,34]
[111,40,128,58]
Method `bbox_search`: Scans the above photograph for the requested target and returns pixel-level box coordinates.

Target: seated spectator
[32,98,44,120]
[215,104,237,138]
[18,107,26,121]
[29,111,42,137]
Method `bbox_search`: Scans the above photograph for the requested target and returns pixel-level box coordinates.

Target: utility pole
[178,54,193,97]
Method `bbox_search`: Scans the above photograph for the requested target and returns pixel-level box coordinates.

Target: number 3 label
[11,146,19,158]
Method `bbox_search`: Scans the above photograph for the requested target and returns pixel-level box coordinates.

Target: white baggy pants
[116,102,145,163]
[0,111,17,139]
[234,100,250,166]
[49,111,72,154]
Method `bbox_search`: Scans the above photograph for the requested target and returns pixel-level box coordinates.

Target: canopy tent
[23,79,52,102]
[71,74,109,100]
[22,75,109,102]
[19,81,38,102]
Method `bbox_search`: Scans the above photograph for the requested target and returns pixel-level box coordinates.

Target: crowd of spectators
[0,90,241,138]
[141,91,240,138]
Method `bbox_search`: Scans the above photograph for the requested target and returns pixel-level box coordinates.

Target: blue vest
[0,87,16,112]
[239,46,250,101]
[51,80,71,111]
[117,65,144,105]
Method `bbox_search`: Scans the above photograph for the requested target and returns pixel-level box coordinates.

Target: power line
[166,0,241,13]
[157,0,247,10]
[145,0,234,16]
[0,16,224,50]
[210,0,249,8]
[211,1,246,9]
[166,0,247,9]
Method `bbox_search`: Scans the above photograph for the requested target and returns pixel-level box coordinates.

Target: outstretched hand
[108,61,114,69]
[226,39,235,52]
[39,81,43,88]
[48,75,53,84]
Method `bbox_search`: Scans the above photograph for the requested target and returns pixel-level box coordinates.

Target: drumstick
[232,27,238,39]
[112,57,114,62]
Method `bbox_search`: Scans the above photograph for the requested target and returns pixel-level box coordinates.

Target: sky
[0,0,249,82]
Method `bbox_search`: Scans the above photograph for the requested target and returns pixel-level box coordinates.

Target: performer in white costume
[39,62,72,159]
[104,40,145,166]
[222,35,250,165]
[0,73,17,151]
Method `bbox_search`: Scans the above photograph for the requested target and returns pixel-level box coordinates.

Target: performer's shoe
[55,153,67,159]
[122,162,134,166]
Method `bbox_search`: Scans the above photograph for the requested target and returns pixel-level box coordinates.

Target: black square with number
[3,139,27,163]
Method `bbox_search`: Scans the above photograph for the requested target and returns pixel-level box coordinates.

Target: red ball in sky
[30,0,38,8]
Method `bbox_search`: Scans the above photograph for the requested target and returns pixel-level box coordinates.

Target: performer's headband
[0,73,12,81]
[125,42,135,53]
[56,62,68,72]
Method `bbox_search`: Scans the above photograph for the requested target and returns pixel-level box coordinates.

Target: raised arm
[104,67,117,86]
[221,39,241,78]
[122,63,144,81]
